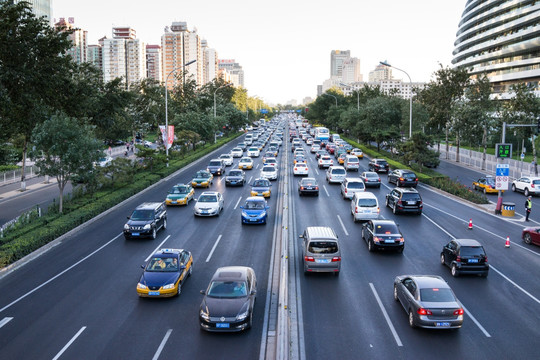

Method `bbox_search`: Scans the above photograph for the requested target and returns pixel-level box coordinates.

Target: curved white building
[452,0,540,98]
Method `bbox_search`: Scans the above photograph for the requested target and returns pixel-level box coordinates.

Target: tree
[31,113,102,213]
[363,96,402,152]
[0,2,75,190]
[399,133,440,172]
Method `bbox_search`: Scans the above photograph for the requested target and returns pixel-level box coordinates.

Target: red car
[522,227,540,246]
[326,143,336,154]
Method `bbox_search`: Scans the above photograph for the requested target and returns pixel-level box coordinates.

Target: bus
[314,127,330,141]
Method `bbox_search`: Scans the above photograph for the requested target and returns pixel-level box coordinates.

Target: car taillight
[397,237,404,242]
[344,188,348,193]
[355,206,360,213]
[315,187,319,190]
[484,256,488,263]
[377,207,380,214]
[417,308,432,316]
[300,186,305,190]
[397,200,403,208]
[373,236,381,243]
[399,177,404,181]
[305,256,314,262]
[454,309,464,316]
[332,257,341,262]
[294,168,297,171]
[532,184,535,188]
[456,256,461,262]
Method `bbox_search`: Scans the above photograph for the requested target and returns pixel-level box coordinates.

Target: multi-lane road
[1,124,540,359]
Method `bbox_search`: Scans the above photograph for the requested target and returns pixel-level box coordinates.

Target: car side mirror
[194,199,198,202]
[239,206,244,209]
[299,234,304,238]
[265,206,270,210]
[250,290,257,296]
[141,264,145,269]
[200,290,206,295]
[127,216,131,220]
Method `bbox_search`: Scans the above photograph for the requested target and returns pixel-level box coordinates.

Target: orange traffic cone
[468,219,473,230]
[505,236,510,248]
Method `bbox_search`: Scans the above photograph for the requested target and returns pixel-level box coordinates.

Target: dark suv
[388,169,418,187]
[440,239,489,277]
[124,202,167,240]
[385,187,422,215]
[207,159,226,176]
[368,159,389,173]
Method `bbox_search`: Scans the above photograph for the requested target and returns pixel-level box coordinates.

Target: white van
[351,192,380,222]
[344,155,360,171]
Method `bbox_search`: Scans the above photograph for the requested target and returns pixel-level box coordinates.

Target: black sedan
[298,177,319,196]
[393,275,464,329]
[360,171,381,188]
[388,169,418,187]
[199,266,257,332]
[225,169,246,186]
[362,220,404,253]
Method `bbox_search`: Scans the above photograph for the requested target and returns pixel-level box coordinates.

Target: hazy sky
[52,0,467,105]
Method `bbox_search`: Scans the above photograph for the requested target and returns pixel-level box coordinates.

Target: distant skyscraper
[369,64,392,82]
[201,39,218,84]
[218,59,244,87]
[330,50,350,78]
[183,29,202,85]
[146,45,162,82]
[342,57,362,83]
[125,38,146,87]
[452,0,540,97]
[87,44,102,70]
[55,17,87,64]
[101,37,126,84]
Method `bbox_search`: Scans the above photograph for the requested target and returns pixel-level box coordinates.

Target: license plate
[202,211,208,214]
[468,259,479,263]
[230,181,237,184]
[315,259,330,263]
[132,233,140,236]
[436,322,451,327]
[148,291,160,296]
[385,240,395,243]
[407,201,416,205]
[216,323,230,328]
[250,218,257,222]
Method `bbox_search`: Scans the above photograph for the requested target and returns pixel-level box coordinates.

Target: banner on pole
[159,125,175,150]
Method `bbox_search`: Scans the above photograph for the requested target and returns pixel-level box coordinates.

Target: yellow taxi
[472,175,503,194]
[337,153,348,165]
[351,148,364,159]
[239,156,254,170]
[165,184,194,206]
[191,170,214,188]
[137,249,193,297]
[250,178,272,198]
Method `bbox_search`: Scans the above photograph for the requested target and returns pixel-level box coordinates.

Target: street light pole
[214,83,232,143]
[380,61,413,138]
[164,59,196,166]
[322,92,338,107]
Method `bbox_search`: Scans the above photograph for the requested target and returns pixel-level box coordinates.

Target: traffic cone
[505,236,510,248]
[468,219,473,230]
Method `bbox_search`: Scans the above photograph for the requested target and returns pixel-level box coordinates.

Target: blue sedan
[240,197,269,224]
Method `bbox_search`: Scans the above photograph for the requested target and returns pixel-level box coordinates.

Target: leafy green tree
[0,1,74,190]
[399,132,440,172]
[31,113,102,213]
[363,96,402,151]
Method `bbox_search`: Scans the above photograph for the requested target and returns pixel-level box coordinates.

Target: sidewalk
[0,177,58,202]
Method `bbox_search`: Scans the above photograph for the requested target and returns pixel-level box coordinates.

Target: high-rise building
[218,59,244,87]
[330,50,350,78]
[201,39,218,84]
[87,44,102,70]
[54,17,87,64]
[146,45,162,82]
[452,0,540,97]
[183,29,202,85]
[342,57,362,83]
[101,36,126,84]
[125,38,146,87]
[368,64,393,82]
[5,0,53,25]
[112,27,136,40]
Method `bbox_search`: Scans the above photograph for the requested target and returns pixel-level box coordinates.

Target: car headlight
[242,211,248,218]
[124,224,130,230]
[236,310,249,321]
[200,309,210,320]
[137,283,147,290]
[143,224,151,230]
[162,283,175,290]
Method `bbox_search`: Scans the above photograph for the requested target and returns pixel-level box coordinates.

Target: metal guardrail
[0,165,40,186]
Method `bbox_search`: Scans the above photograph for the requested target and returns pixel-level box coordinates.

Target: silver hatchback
[300,226,341,276]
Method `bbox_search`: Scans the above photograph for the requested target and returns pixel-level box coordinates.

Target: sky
[52,0,467,105]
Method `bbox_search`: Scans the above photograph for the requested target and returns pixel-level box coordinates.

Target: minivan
[344,155,360,171]
[351,192,380,222]
[300,226,341,276]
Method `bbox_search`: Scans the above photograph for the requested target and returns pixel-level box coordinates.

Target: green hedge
[0,132,242,267]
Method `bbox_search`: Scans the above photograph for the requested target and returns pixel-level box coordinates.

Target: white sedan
[318,155,334,169]
[193,191,224,217]
[260,165,278,181]
[219,153,234,166]
[230,147,243,158]
[247,147,260,157]
[293,163,309,176]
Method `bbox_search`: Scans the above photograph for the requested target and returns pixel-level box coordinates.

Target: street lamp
[340,82,359,111]
[322,92,338,107]
[380,61,413,138]
[164,59,196,166]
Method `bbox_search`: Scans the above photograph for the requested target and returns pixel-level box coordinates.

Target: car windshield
[240,158,251,163]
[332,169,346,175]
[170,186,188,194]
[460,246,485,256]
[130,209,154,221]
[209,161,222,167]
[146,257,178,272]
[533,180,540,185]
[207,280,248,298]
[301,179,317,185]
[262,166,275,172]
[401,194,420,201]
[253,180,269,187]
[485,178,495,185]
[420,288,456,302]
[378,161,388,166]
[195,171,209,178]
[358,198,377,207]
[375,223,399,234]
[348,182,364,189]
[308,241,338,254]
[229,171,242,177]
[365,173,378,178]
[198,195,217,203]
[245,201,265,210]
[403,173,416,179]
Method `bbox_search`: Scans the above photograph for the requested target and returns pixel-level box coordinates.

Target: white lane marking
[490,265,540,305]
[462,304,491,337]
[248,176,253,184]
[52,326,86,360]
[424,202,540,257]
[369,283,403,347]
[145,235,171,262]
[152,329,173,360]
[323,185,330,197]
[0,317,13,329]
[0,234,122,314]
[337,215,349,236]
[314,168,320,176]
[234,196,243,210]
[423,212,540,306]
[206,235,223,263]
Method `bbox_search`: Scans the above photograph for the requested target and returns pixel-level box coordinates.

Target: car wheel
[188,265,193,277]
[397,246,404,254]
[393,204,398,215]
[247,314,253,329]
[512,184,516,192]
[524,233,532,244]
[440,254,446,265]
[409,310,416,328]
[176,282,182,296]
[393,285,399,301]
[451,264,459,277]
[483,188,487,194]
[163,219,167,230]
[368,240,374,252]
[385,197,390,208]
[388,177,392,183]
[334,271,340,277]
[472,184,476,190]
[525,188,530,197]
[299,191,302,196]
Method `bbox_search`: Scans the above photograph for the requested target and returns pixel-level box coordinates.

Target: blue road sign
[260,109,268,114]
[496,164,509,176]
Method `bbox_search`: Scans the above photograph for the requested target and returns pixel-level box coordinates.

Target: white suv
[326,166,347,184]
[340,178,366,199]
[512,177,540,196]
